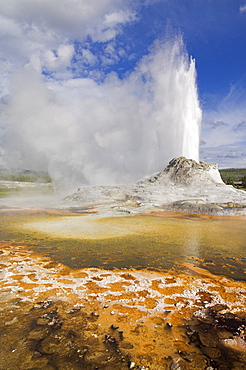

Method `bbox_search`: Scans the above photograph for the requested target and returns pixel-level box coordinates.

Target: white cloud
[0,2,135,69]
[88,9,137,42]
[0,34,202,189]
[0,1,203,189]
[0,0,138,100]
[0,0,135,40]
[240,4,246,13]
[81,49,98,66]
[43,44,74,71]
[201,82,246,168]
[0,14,22,38]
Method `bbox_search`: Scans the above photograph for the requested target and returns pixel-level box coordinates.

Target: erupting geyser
[1,33,202,187]
[143,34,201,169]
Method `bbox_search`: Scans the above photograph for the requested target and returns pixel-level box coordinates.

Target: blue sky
[106,0,246,106]
[0,0,245,187]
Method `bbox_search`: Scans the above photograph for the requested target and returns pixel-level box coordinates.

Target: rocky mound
[139,156,224,186]
[64,156,246,216]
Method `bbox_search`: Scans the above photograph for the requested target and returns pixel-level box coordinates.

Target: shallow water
[0,211,245,280]
[0,207,246,369]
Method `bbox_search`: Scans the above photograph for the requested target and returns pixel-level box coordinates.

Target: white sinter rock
[65,157,246,216]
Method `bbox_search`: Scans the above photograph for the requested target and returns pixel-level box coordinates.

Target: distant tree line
[0,170,52,183]
[219,168,246,189]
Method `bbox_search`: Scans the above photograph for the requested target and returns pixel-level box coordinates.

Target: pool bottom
[0,241,245,370]
[1,210,246,281]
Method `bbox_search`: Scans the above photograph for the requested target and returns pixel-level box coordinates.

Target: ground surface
[0,158,246,369]
[1,241,246,370]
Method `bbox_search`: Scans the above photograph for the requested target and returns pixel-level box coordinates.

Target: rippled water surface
[1,210,245,280]
[1,202,246,370]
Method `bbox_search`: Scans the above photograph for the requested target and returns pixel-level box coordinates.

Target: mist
[0,33,201,190]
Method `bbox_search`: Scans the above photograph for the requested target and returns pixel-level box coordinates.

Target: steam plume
[1,34,202,189]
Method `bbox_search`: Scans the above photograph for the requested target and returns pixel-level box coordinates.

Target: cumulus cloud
[88,9,137,42]
[44,44,74,70]
[0,0,134,39]
[0,0,137,82]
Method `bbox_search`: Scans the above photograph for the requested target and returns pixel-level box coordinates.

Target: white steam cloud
[0,1,202,189]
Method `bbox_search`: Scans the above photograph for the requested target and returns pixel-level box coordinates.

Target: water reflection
[0,209,246,369]
[0,211,245,280]
[181,222,200,267]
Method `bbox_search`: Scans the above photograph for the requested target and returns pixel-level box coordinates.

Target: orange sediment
[0,241,245,369]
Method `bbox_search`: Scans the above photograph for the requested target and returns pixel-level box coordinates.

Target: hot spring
[0,33,244,370]
[0,207,246,369]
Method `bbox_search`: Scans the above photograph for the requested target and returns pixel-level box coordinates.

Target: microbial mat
[0,209,245,369]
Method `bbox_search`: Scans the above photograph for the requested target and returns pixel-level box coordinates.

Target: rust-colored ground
[0,241,245,370]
